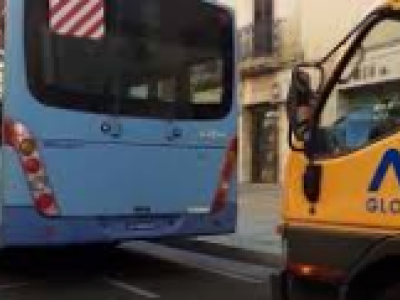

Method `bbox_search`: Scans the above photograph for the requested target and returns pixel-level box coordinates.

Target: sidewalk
[198,183,282,257]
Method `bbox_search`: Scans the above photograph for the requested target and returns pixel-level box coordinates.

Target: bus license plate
[125,219,157,230]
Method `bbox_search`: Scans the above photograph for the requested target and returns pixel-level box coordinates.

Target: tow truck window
[317,19,400,156]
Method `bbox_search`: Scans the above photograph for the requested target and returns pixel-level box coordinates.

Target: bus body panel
[2,201,236,246]
[3,148,32,207]
[4,97,234,216]
[5,65,234,217]
[40,141,225,216]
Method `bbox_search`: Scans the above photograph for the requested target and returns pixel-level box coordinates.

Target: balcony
[238,23,280,77]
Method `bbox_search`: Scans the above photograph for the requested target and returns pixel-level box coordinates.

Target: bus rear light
[35,193,58,216]
[29,179,48,193]
[212,186,228,214]
[23,157,41,174]
[18,139,36,156]
[222,152,236,179]
[4,119,29,147]
[211,137,237,214]
[4,119,60,217]
[4,120,17,147]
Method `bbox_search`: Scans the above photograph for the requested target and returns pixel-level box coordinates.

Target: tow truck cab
[271,1,400,299]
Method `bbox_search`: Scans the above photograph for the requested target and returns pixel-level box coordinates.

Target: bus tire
[93,242,120,250]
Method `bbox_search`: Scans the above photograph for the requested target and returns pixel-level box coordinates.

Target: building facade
[235,0,300,184]
[232,0,400,185]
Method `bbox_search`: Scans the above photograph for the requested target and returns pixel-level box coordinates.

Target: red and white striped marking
[49,0,105,40]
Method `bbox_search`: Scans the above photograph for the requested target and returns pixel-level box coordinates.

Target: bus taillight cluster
[4,119,59,217]
[211,136,238,214]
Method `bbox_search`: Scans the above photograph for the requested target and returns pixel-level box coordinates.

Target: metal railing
[238,22,275,61]
[237,22,281,76]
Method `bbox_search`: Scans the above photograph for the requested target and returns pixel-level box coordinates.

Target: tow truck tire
[376,282,400,300]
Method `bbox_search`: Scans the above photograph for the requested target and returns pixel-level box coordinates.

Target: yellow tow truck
[271,0,400,299]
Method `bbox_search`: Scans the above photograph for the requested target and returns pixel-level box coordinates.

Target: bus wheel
[95,242,120,250]
[79,242,120,252]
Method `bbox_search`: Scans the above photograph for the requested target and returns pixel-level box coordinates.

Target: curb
[238,184,281,194]
[159,238,283,269]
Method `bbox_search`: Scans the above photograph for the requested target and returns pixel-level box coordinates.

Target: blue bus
[0,0,237,247]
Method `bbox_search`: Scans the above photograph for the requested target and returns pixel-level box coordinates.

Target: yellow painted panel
[387,0,400,10]
[283,132,400,233]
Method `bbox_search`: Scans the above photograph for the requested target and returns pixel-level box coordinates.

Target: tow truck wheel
[376,282,400,300]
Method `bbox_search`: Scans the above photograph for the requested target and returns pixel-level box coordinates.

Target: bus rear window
[25,0,234,120]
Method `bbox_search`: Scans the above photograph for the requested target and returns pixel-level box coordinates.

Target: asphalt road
[0,242,275,300]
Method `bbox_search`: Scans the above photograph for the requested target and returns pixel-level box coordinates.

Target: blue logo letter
[369,149,400,192]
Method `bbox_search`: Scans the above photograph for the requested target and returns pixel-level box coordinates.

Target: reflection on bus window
[26,0,233,120]
[191,60,223,104]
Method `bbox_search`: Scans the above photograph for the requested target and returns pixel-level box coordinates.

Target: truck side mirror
[303,163,322,213]
[287,67,324,209]
[286,66,322,150]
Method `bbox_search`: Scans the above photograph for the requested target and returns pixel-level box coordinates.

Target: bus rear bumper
[0,205,236,247]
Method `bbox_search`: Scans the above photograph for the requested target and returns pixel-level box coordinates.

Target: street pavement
[0,184,282,300]
[198,183,282,258]
[0,244,275,300]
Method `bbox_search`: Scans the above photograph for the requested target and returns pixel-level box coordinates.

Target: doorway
[251,104,279,183]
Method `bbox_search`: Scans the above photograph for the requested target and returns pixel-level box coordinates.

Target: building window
[254,0,273,56]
